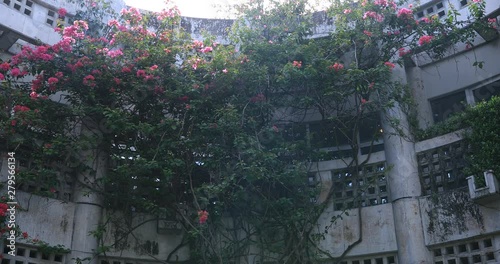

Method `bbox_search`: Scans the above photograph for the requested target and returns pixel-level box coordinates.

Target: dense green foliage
[0,0,492,262]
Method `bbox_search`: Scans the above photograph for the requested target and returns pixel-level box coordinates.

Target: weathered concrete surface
[381,64,433,263]
[316,203,397,257]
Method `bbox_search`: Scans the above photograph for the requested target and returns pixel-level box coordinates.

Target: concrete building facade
[1,0,500,263]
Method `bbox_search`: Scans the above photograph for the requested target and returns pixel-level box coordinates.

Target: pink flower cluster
[363,11,384,22]
[198,210,209,224]
[329,62,344,71]
[418,35,433,46]
[200,46,213,53]
[398,48,411,57]
[397,8,413,19]
[107,49,123,58]
[384,61,395,70]
[156,7,179,20]
[13,105,30,112]
[292,60,302,68]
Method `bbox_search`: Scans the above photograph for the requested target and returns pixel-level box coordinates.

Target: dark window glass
[430,91,466,123]
[473,79,500,102]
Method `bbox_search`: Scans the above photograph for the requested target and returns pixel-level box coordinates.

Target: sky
[123,0,243,18]
[123,0,330,19]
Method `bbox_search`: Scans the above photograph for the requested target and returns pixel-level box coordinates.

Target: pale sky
[124,0,330,19]
[124,0,243,18]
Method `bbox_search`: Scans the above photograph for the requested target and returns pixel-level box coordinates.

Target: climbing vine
[0,0,492,263]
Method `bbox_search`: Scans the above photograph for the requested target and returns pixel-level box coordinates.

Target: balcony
[467,170,499,204]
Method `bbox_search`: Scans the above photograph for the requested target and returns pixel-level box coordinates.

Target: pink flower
[418,35,433,46]
[49,187,56,193]
[48,77,59,85]
[150,65,158,71]
[83,75,95,86]
[222,68,228,73]
[13,105,30,112]
[0,73,4,80]
[108,19,119,27]
[30,92,38,99]
[343,9,352,14]
[0,62,10,71]
[397,8,413,18]
[292,61,302,68]
[398,48,410,57]
[420,17,431,23]
[329,62,344,71]
[361,98,368,104]
[384,62,395,69]
[58,8,67,17]
[10,68,21,77]
[198,210,209,224]
[11,120,17,126]
[272,125,279,133]
[107,49,123,58]
[369,82,375,89]
[363,30,372,37]
[200,46,213,53]
[136,70,146,77]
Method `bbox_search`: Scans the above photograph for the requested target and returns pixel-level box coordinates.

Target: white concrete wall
[316,203,397,257]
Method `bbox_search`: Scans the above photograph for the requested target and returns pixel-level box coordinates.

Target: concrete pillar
[381,66,433,264]
[69,149,106,264]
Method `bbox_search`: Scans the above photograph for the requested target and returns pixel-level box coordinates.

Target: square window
[364,260,371,264]
[387,256,395,264]
[29,250,38,258]
[42,253,50,260]
[3,0,11,5]
[46,19,54,25]
[54,255,63,262]
[470,241,479,251]
[473,80,500,102]
[48,10,55,17]
[427,7,434,13]
[434,249,442,256]
[446,246,454,254]
[430,91,466,123]
[459,257,469,264]
[375,258,383,264]
[460,0,468,6]
[379,185,387,193]
[438,11,446,17]
[484,238,493,248]
[472,255,481,263]
[15,261,23,264]
[368,187,375,194]
[437,2,444,9]
[1,260,10,264]
[26,0,32,6]
[24,9,30,15]
[13,3,20,10]
[335,192,343,198]
[17,248,25,256]
[346,190,353,197]
[448,260,456,264]
[458,244,467,252]
[381,196,388,203]
[485,252,495,260]
[370,198,378,205]
[353,261,360,264]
